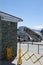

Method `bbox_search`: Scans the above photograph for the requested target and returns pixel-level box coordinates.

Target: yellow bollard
[17,49,22,65]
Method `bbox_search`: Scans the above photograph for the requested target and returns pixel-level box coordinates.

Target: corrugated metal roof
[0,11,23,22]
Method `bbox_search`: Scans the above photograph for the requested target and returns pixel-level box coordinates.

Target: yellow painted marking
[34,53,42,65]
[27,52,34,64]
[17,49,42,65]
[6,47,12,60]
[21,50,27,61]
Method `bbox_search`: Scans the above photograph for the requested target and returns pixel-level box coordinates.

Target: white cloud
[32,26,43,30]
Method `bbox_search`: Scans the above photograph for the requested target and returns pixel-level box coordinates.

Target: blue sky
[0,0,43,29]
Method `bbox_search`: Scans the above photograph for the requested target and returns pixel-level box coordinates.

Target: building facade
[0,11,23,61]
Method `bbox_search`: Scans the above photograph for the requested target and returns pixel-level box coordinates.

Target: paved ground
[12,42,43,65]
[0,60,15,65]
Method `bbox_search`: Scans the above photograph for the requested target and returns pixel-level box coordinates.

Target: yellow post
[17,39,22,65]
[17,49,22,65]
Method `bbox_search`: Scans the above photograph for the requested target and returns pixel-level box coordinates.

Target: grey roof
[0,11,23,22]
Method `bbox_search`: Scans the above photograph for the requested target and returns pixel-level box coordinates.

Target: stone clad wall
[0,17,2,59]
[0,16,17,60]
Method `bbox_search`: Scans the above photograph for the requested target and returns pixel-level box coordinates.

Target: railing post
[38,44,39,54]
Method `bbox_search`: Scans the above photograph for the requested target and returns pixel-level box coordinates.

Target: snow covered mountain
[17,26,43,41]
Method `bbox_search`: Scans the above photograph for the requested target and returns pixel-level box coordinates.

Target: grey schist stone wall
[0,16,17,60]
